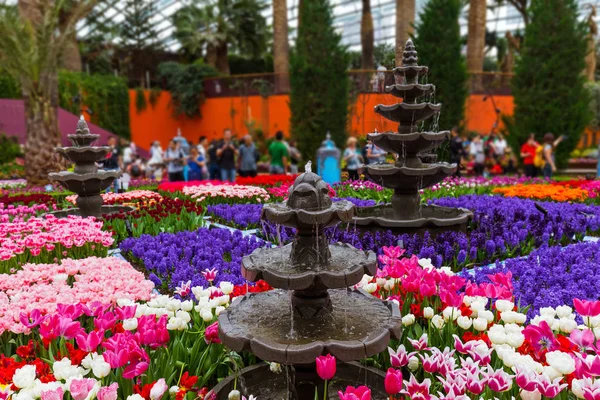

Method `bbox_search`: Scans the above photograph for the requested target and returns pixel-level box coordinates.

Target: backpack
[533,145,545,168]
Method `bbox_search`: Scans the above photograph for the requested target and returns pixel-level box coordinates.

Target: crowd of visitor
[97,127,572,192]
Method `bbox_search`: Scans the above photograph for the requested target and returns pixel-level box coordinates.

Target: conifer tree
[413,0,467,131]
[289,0,350,161]
[506,0,591,166]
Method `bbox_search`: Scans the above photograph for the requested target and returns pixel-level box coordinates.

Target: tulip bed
[3,176,600,400]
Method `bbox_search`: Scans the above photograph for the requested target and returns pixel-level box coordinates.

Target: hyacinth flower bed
[0,256,154,334]
[207,198,377,230]
[470,241,600,318]
[4,248,600,399]
[257,194,600,270]
[119,227,268,292]
[0,215,113,273]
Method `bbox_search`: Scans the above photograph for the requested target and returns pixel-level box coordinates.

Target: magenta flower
[201,268,218,283]
[175,280,192,297]
[56,304,84,320]
[316,354,336,380]
[515,369,538,392]
[102,348,129,369]
[575,353,600,377]
[522,320,559,356]
[399,374,432,399]
[75,330,104,352]
[581,377,600,399]
[97,383,118,400]
[485,367,513,392]
[122,346,150,379]
[40,387,64,400]
[19,309,43,329]
[408,333,429,351]
[535,375,567,397]
[452,335,474,355]
[338,385,371,400]
[388,345,413,368]
[94,312,117,331]
[383,368,403,395]
[204,321,221,345]
[70,378,97,400]
[575,299,600,317]
[115,305,137,321]
[571,329,596,351]
[135,315,170,349]
[464,370,486,395]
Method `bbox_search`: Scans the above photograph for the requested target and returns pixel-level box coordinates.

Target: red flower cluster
[235,174,298,186]
[157,180,228,193]
[103,197,202,223]
[0,194,56,206]
[230,280,272,298]
[0,352,55,387]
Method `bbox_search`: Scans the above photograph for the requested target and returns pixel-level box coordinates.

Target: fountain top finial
[402,39,418,66]
[286,165,332,211]
[76,116,91,135]
[305,161,312,173]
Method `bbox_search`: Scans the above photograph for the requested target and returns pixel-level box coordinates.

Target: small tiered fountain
[213,164,401,399]
[48,116,132,218]
[354,39,472,234]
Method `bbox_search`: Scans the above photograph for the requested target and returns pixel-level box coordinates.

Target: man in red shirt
[520,133,538,177]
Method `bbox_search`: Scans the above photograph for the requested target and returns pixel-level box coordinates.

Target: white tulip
[479,310,495,323]
[506,332,525,348]
[442,307,460,322]
[127,395,145,400]
[402,314,415,326]
[423,307,434,319]
[546,351,575,375]
[495,300,514,313]
[200,309,213,322]
[180,300,194,312]
[571,379,586,399]
[12,365,36,389]
[123,318,138,331]
[473,317,488,331]
[215,306,226,316]
[408,356,419,371]
[431,315,445,330]
[559,318,577,334]
[457,316,473,330]
[219,282,234,295]
[555,305,573,319]
[363,283,377,293]
[540,307,556,318]
[376,278,387,287]
[488,325,507,345]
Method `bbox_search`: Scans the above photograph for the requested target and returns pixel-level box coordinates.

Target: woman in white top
[148,141,164,180]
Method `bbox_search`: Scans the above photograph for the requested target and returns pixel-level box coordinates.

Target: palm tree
[395,0,415,66]
[361,0,374,85]
[272,0,289,92]
[0,0,97,184]
[466,0,487,74]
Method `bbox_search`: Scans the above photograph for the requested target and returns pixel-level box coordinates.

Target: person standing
[207,139,221,180]
[187,147,206,181]
[288,139,302,174]
[366,139,387,164]
[239,134,259,177]
[541,133,564,179]
[469,135,485,176]
[449,127,466,176]
[520,134,539,178]
[269,131,289,174]
[493,133,508,160]
[148,141,164,180]
[344,137,363,181]
[197,136,209,178]
[164,140,186,182]
[103,136,122,192]
[217,128,238,182]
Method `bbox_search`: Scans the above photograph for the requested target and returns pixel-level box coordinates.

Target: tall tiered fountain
[354,40,472,233]
[48,116,131,218]
[213,165,402,399]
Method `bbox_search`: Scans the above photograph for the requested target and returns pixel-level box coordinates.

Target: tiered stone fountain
[48,116,132,218]
[354,40,472,234]
[213,165,402,399]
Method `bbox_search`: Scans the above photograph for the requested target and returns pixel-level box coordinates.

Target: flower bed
[235,174,297,186]
[0,179,26,188]
[470,241,600,317]
[119,227,268,292]
[182,184,270,205]
[0,215,114,273]
[493,183,590,202]
[1,203,50,222]
[0,193,56,206]
[66,190,163,205]
[0,256,154,334]
[157,180,230,193]
[268,181,337,199]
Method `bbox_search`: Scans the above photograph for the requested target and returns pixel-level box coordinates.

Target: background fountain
[213,165,401,399]
[354,40,472,234]
[48,116,132,218]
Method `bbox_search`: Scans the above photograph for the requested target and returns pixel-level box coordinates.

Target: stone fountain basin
[208,362,390,400]
[367,162,456,191]
[242,243,377,290]
[368,130,450,155]
[219,288,401,365]
[68,133,100,147]
[262,201,354,230]
[48,170,121,194]
[56,147,111,164]
[353,203,473,234]
[385,83,434,99]
[374,102,441,124]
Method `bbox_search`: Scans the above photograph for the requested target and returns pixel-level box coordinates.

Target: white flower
[215,306,226,316]
[423,307,434,319]
[220,282,234,295]
[555,305,573,319]
[123,317,138,331]
[13,365,36,389]
[167,317,186,331]
[514,312,527,325]
[479,310,495,323]
[431,315,445,330]
[53,358,85,381]
[180,300,194,312]
[457,316,472,330]
[546,351,576,375]
[439,266,454,276]
[200,309,213,322]
[363,283,377,293]
[418,258,434,270]
[358,274,372,287]
[176,310,191,323]
[166,298,182,311]
[571,379,585,399]
[408,355,419,371]
[591,316,600,328]
[127,395,145,400]
[473,317,488,331]
[542,365,562,380]
[169,386,179,394]
[228,390,241,400]
[402,314,415,326]
[559,318,577,334]
[383,280,395,291]
[495,300,514,313]
[269,362,282,374]
[117,298,134,307]
[376,278,387,287]
[488,325,507,345]
[150,379,168,400]
[442,307,460,322]
[540,307,556,318]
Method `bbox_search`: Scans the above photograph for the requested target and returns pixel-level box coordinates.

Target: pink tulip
[408,333,429,351]
[41,388,64,400]
[204,321,221,344]
[19,309,43,329]
[150,378,168,400]
[97,383,118,400]
[175,280,192,297]
[316,354,336,380]
[419,353,440,374]
[438,374,466,396]
[136,315,170,349]
[576,353,600,377]
[572,329,597,350]
[575,299,600,317]
[70,378,97,400]
[535,375,567,398]
[485,367,513,392]
[399,374,431,399]
[94,312,117,331]
[581,377,600,400]
[388,345,412,368]
[384,368,403,395]
[464,370,486,395]
[115,305,137,321]
[57,304,84,320]
[522,321,559,356]
[201,268,218,282]
[452,335,474,355]
[338,385,371,400]
[515,369,538,392]
[76,329,104,352]
[102,348,129,368]
[123,346,150,379]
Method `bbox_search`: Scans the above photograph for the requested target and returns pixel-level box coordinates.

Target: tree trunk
[361,0,374,90]
[466,0,487,90]
[23,82,62,185]
[216,41,230,75]
[206,43,218,68]
[395,0,415,66]
[586,34,596,81]
[62,32,83,71]
[273,0,290,93]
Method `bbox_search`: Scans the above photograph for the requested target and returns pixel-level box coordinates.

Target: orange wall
[130,90,515,150]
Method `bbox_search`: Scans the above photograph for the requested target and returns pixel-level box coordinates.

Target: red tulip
[316,354,336,380]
